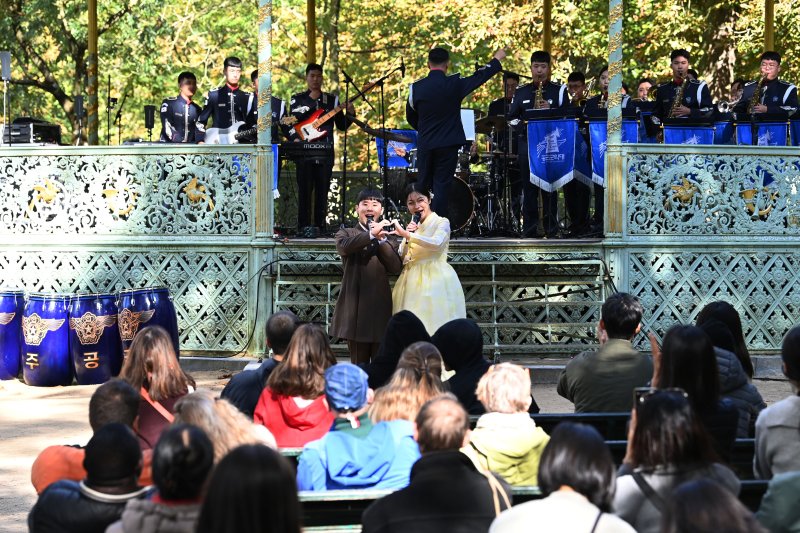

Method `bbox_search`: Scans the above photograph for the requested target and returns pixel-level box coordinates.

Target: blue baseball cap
[324,363,369,411]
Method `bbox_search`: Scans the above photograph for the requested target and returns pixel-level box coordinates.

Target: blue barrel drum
[118,287,180,359]
[0,289,25,380]
[69,293,123,385]
[23,293,71,386]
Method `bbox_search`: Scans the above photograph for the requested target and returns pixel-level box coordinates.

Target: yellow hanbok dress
[392,212,466,334]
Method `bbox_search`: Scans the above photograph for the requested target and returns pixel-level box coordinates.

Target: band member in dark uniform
[159,71,203,143]
[650,49,713,128]
[406,47,505,218]
[733,51,798,115]
[237,69,288,144]
[196,56,255,140]
[507,50,569,238]
[488,71,522,223]
[564,70,591,235]
[288,63,354,235]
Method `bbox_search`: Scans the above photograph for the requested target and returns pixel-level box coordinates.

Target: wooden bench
[470,412,633,440]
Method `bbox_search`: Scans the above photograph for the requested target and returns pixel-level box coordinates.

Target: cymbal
[475,115,508,134]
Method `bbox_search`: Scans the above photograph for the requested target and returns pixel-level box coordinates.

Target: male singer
[406,47,505,218]
[329,189,401,364]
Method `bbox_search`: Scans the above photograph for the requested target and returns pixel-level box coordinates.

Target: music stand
[144,105,156,142]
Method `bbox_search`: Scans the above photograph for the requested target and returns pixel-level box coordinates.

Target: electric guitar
[284,79,381,141]
[204,122,256,144]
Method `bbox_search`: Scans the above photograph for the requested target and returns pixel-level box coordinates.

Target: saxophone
[534,78,546,108]
[668,74,688,118]
[747,77,767,114]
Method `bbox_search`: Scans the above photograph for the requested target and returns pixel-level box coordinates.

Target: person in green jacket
[461,363,549,486]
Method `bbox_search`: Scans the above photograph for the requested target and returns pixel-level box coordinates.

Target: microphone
[410,212,421,230]
[400,57,405,78]
[366,214,374,224]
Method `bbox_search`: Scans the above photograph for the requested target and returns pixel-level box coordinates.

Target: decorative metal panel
[0,151,254,236]
[626,150,800,237]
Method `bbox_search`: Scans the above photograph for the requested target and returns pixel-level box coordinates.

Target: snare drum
[0,289,25,380]
[117,287,180,359]
[448,177,477,232]
[69,293,123,385]
[23,293,71,387]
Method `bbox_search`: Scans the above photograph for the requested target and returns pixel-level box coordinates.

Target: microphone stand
[114,88,129,145]
[1,78,8,147]
[106,75,117,145]
[338,69,352,227]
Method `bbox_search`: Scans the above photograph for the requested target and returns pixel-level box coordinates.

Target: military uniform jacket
[197,85,254,132]
[733,78,799,115]
[651,79,713,122]
[329,225,402,343]
[287,90,349,145]
[159,95,203,143]
[406,58,502,151]
[506,80,569,153]
[240,95,289,144]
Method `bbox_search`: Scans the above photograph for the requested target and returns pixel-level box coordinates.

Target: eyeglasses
[633,387,689,408]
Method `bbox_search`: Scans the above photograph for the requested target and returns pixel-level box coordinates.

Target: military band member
[159,71,203,143]
[567,71,587,107]
[238,69,288,144]
[564,71,591,235]
[733,51,798,116]
[488,71,522,222]
[288,63,354,234]
[651,49,713,127]
[634,78,655,102]
[406,46,504,218]
[507,50,569,238]
[196,56,255,140]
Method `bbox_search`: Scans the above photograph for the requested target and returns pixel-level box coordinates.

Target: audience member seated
[197,444,301,533]
[664,479,766,533]
[361,394,512,533]
[297,363,420,490]
[754,324,800,479]
[652,324,739,460]
[489,423,635,533]
[557,292,653,413]
[698,318,765,437]
[432,318,495,415]
[756,470,800,532]
[119,326,195,450]
[106,424,213,533]
[221,310,300,419]
[28,424,148,533]
[696,300,755,379]
[366,311,431,389]
[173,389,275,462]
[614,389,740,533]
[462,363,549,486]
[31,379,153,494]
[369,342,447,424]
[254,323,337,447]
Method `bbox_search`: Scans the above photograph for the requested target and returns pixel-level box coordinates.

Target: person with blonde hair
[462,363,549,486]
[254,323,337,447]
[369,341,446,423]
[173,390,275,463]
[119,326,195,450]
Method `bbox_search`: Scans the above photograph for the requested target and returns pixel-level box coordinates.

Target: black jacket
[406,58,502,150]
[220,358,279,419]
[159,96,203,143]
[733,77,799,115]
[507,80,569,153]
[197,85,254,131]
[287,90,350,144]
[28,480,147,533]
[651,79,713,122]
[361,451,511,533]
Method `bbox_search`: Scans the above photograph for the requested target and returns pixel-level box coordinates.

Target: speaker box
[0,52,10,81]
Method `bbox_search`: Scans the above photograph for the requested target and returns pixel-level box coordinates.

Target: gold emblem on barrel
[69,312,118,345]
[118,308,156,341]
[22,313,65,346]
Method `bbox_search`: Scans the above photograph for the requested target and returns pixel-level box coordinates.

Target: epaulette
[166,96,178,100]
[777,79,792,86]
[657,81,671,88]
[517,83,532,90]
[744,80,758,87]
[208,87,220,93]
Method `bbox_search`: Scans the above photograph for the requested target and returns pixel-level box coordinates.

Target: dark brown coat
[329,225,402,343]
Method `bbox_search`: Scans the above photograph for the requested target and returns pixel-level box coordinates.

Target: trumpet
[717,99,739,113]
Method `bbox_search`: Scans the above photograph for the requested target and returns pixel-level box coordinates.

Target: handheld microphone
[366,214,374,224]
[400,57,406,78]
[410,212,421,230]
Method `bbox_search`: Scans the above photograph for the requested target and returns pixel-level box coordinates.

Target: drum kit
[0,286,180,386]
[381,109,522,236]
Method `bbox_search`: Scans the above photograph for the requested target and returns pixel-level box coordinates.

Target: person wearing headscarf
[432,319,493,415]
[366,311,431,389]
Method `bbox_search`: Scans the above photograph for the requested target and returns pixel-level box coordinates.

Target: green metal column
[605,0,624,236]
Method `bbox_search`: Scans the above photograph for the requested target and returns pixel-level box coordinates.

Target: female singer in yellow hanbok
[391,185,466,334]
